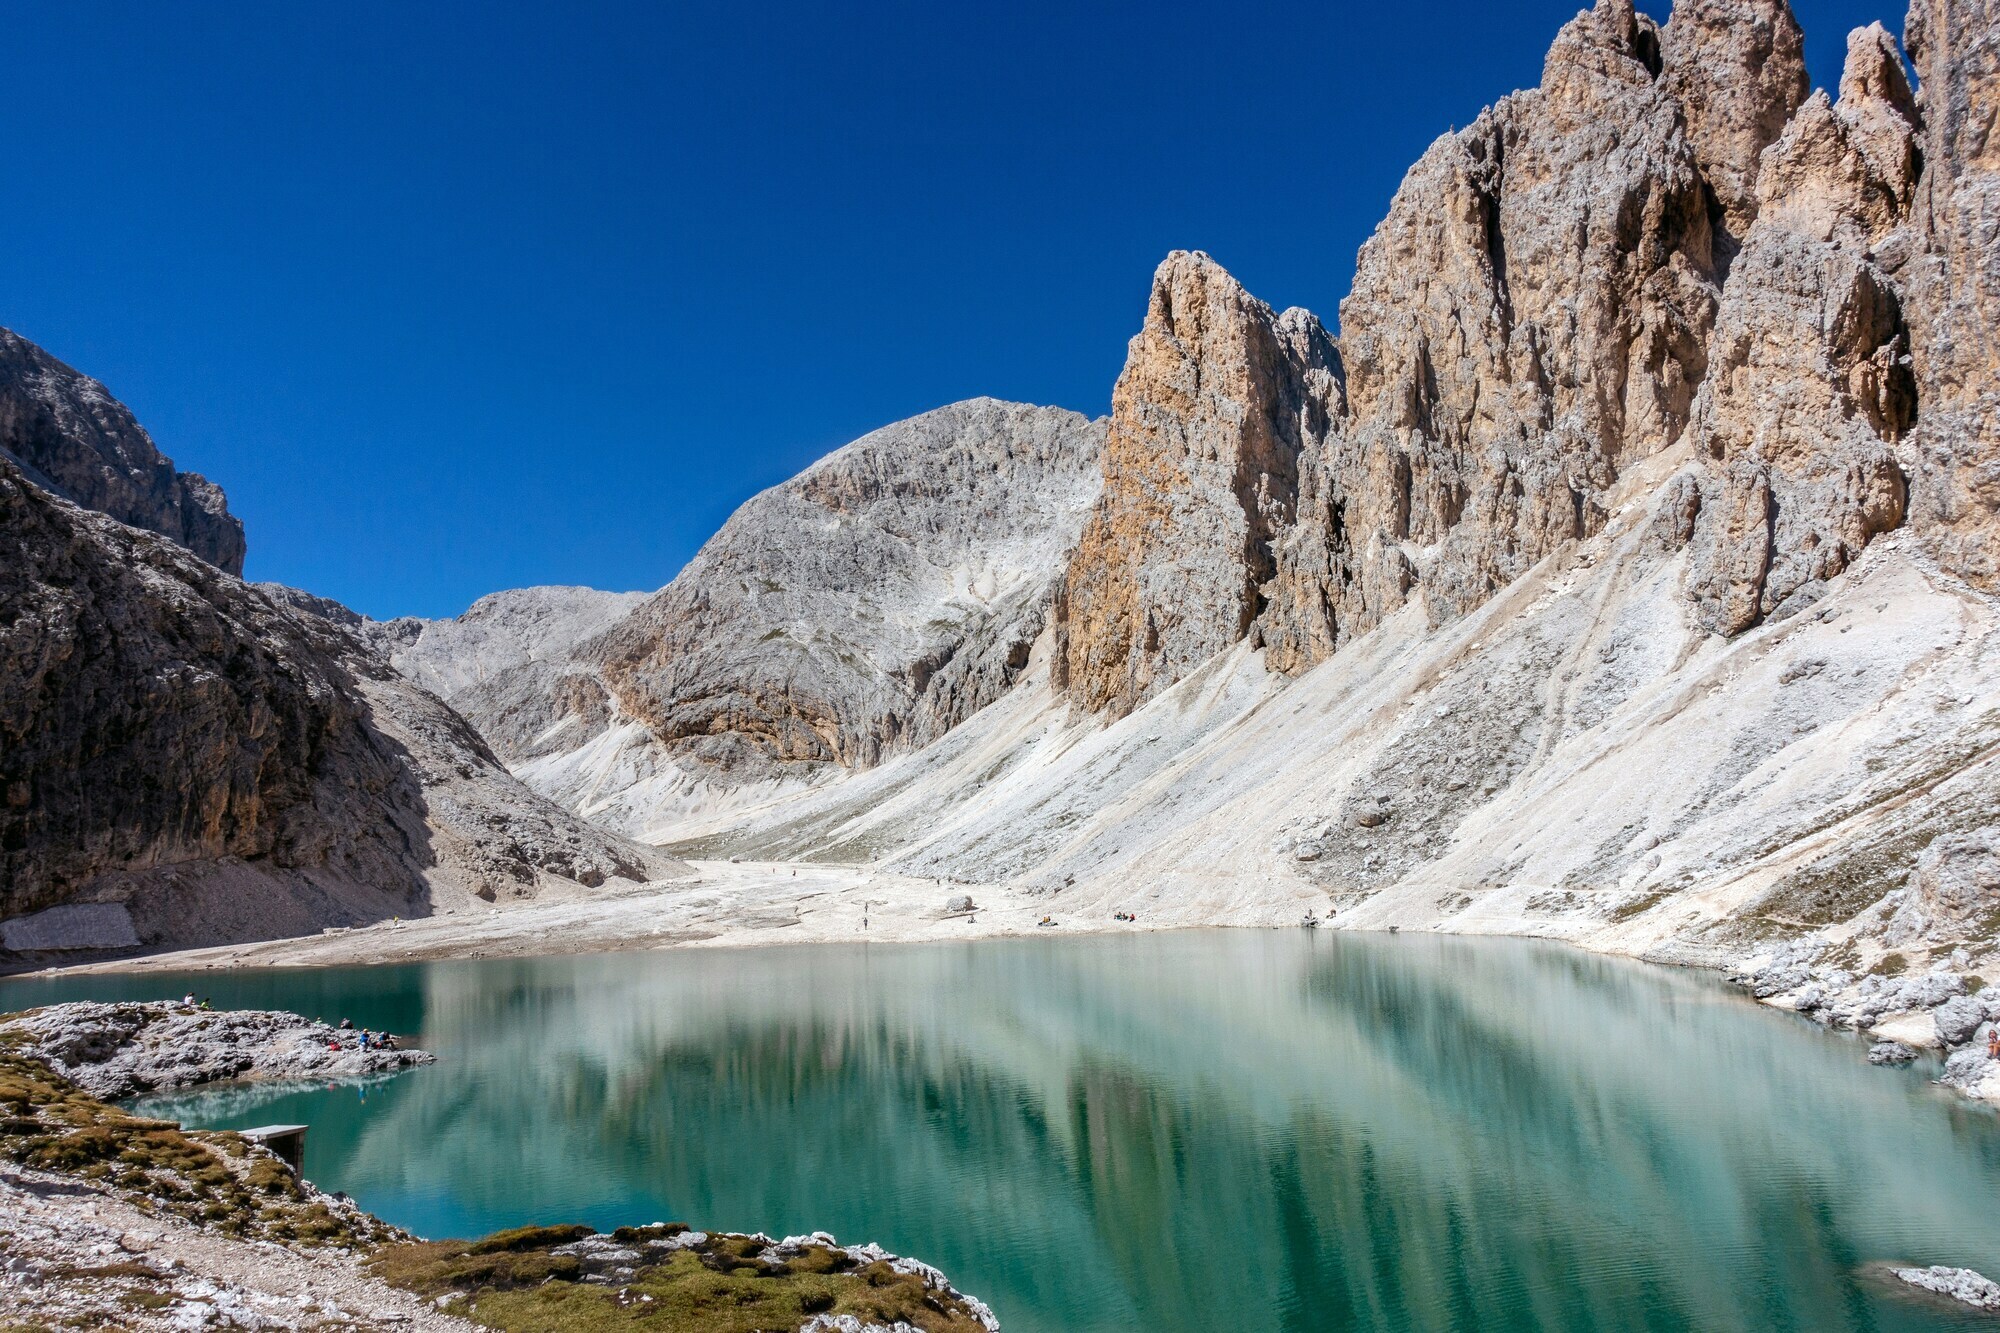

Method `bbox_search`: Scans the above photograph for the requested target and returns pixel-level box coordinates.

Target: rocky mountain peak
[1052,251,1339,715]
[1661,0,1811,249]
[589,398,1105,773]
[1900,0,2000,591]
[0,328,245,574]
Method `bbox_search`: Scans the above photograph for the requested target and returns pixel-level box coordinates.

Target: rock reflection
[61,933,2000,1331]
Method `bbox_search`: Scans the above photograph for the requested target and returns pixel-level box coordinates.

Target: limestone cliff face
[1265,0,1747,677]
[0,329,245,574]
[1080,0,1986,695]
[1661,0,1811,252]
[1901,0,2000,590]
[1053,252,1339,714]
[592,399,1104,771]
[1683,27,1921,631]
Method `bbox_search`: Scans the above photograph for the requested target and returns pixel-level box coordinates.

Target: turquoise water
[6,931,1999,1331]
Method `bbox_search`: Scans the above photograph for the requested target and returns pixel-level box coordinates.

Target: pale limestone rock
[1661,0,1810,250]
[1267,0,1727,673]
[1884,832,2000,944]
[364,585,648,765]
[0,903,138,952]
[1901,0,2000,590]
[1053,252,1337,713]
[1683,37,1921,632]
[0,1001,435,1100]
[598,399,1104,769]
[1891,1265,2000,1311]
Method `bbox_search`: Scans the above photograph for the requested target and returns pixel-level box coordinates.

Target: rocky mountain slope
[0,356,684,964]
[426,0,2000,997]
[3,0,1994,1011]
[364,398,1106,839]
[364,585,649,765]
[0,328,244,573]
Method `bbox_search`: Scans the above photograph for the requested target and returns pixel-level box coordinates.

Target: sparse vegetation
[0,1050,390,1250]
[1609,888,1674,923]
[370,1226,993,1332]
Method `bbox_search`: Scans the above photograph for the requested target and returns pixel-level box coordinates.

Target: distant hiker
[1988,1027,1999,1061]
[198,998,213,1010]
[182,992,196,1007]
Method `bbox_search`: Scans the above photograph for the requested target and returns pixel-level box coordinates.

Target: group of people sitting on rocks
[178,993,213,1010]
[1112,911,1138,922]
[324,1016,399,1052]
[1036,916,1058,928]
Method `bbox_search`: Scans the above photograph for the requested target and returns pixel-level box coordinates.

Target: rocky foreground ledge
[0,1000,435,1100]
[0,1004,997,1331]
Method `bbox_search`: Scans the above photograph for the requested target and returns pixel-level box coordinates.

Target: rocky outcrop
[1054,252,1338,713]
[0,328,244,574]
[0,431,680,954]
[1660,0,1810,252]
[1885,832,2000,945]
[0,1001,433,1100]
[1683,28,1921,631]
[593,398,1103,771]
[1890,1266,2000,1312]
[1901,0,2000,590]
[1262,0,1730,676]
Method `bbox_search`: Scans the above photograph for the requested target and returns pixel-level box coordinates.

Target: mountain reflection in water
[11,931,2000,1332]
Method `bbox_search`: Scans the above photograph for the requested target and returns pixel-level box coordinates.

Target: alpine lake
[7,929,2000,1332]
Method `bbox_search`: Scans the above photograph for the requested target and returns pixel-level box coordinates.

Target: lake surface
[6,931,2000,1331]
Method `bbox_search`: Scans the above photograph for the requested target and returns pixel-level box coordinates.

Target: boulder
[1933,993,1988,1047]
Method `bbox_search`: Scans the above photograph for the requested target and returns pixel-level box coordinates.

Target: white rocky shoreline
[1730,944,2000,1104]
[0,999,435,1101]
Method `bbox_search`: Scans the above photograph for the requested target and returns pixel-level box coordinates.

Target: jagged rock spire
[1052,252,1338,714]
[1901,0,2000,590]
[1661,0,1811,252]
[1682,24,1923,632]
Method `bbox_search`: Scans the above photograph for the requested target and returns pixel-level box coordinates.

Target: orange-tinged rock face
[1902,0,2000,591]
[1052,251,1339,715]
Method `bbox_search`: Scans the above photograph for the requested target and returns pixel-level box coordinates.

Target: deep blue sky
[1,0,1894,618]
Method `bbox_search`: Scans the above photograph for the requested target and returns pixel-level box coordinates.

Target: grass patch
[1872,952,1909,977]
[371,1226,992,1332]
[0,1050,393,1250]
[1608,888,1674,924]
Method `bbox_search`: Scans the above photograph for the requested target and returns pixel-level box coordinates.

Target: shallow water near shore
[6,930,2000,1331]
